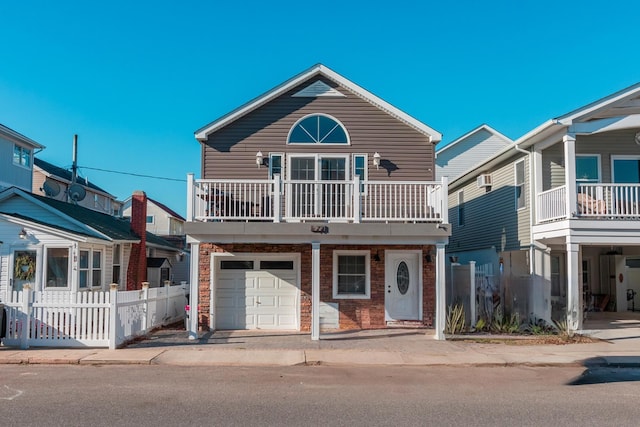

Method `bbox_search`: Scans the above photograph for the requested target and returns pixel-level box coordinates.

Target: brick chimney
[126,190,147,290]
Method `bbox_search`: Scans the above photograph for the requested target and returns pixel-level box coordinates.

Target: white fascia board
[0,213,90,242]
[0,124,45,149]
[0,187,112,241]
[436,124,512,155]
[195,64,441,142]
[556,82,640,125]
[569,114,640,134]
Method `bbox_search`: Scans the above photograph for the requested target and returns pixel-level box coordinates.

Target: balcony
[186,175,448,224]
[537,183,640,223]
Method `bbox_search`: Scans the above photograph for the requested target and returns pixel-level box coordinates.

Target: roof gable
[0,123,44,149]
[195,64,441,142]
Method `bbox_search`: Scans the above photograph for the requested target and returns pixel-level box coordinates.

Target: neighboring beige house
[121,196,185,236]
[445,82,640,332]
[33,157,122,216]
[0,123,44,192]
[185,64,451,341]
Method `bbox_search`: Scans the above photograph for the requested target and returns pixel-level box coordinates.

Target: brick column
[126,190,147,290]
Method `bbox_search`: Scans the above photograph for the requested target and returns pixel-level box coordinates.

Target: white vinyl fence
[1,282,187,349]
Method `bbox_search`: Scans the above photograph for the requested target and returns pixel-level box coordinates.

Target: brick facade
[197,243,435,331]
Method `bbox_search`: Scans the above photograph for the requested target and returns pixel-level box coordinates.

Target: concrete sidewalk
[1,328,639,368]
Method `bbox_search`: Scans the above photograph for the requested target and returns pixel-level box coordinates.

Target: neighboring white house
[0,187,183,300]
[445,82,640,332]
[0,123,44,192]
[436,124,512,182]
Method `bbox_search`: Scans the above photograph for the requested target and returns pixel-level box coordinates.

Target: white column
[188,242,200,340]
[273,174,281,223]
[435,243,446,340]
[532,149,543,223]
[440,177,449,224]
[311,242,321,341]
[353,175,361,223]
[563,134,577,218]
[566,240,581,331]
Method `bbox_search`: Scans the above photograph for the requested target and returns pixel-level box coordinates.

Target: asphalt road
[0,365,638,426]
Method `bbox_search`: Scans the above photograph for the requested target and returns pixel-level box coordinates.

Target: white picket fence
[1,283,187,349]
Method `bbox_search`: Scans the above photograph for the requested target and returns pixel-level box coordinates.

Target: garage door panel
[216,261,298,330]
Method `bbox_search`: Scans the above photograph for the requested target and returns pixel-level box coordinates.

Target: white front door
[385,251,421,321]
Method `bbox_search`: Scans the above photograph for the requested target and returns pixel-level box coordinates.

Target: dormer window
[288,114,349,144]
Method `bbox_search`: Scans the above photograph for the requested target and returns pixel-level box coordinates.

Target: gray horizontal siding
[202,77,434,182]
[448,154,530,253]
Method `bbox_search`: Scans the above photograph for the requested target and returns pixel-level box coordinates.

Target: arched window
[288,114,349,144]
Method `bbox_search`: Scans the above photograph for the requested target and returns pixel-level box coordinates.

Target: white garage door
[215,259,298,330]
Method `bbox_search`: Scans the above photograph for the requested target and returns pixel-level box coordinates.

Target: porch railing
[536,183,640,223]
[187,174,448,224]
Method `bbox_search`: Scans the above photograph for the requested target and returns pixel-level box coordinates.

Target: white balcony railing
[536,183,640,223]
[187,175,448,224]
[537,185,567,223]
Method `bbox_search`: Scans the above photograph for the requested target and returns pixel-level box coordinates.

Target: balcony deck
[537,183,640,223]
[186,176,448,224]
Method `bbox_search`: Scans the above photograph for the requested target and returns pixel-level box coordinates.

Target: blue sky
[1,1,638,216]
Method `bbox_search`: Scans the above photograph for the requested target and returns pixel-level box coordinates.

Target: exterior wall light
[256,151,264,168]
[373,152,381,169]
[19,228,28,239]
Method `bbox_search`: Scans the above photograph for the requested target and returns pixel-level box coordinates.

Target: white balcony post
[273,175,281,223]
[311,242,321,341]
[563,134,577,217]
[186,173,194,221]
[566,240,581,332]
[353,175,361,223]
[188,243,200,340]
[434,243,447,340]
[440,177,449,224]
[532,149,543,222]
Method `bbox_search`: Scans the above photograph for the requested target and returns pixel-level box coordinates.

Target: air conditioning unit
[477,174,492,188]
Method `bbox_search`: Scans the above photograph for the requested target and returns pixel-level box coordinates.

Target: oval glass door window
[396,261,410,295]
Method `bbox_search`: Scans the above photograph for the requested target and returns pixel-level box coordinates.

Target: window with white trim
[13,144,31,167]
[79,249,103,289]
[45,247,70,288]
[515,160,525,210]
[333,250,370,299]
[576,155,601,183]
[288,114,349,144]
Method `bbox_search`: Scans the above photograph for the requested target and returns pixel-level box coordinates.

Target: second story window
[515,160,525,210]
[288,114,349,144]
[13,144,31,167]
[576,155,600,183]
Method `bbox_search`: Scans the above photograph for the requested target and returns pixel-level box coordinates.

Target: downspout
[513,143,535,276]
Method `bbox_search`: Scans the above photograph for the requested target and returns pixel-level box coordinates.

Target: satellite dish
[42,179,61,197]
[68,183,87,202]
